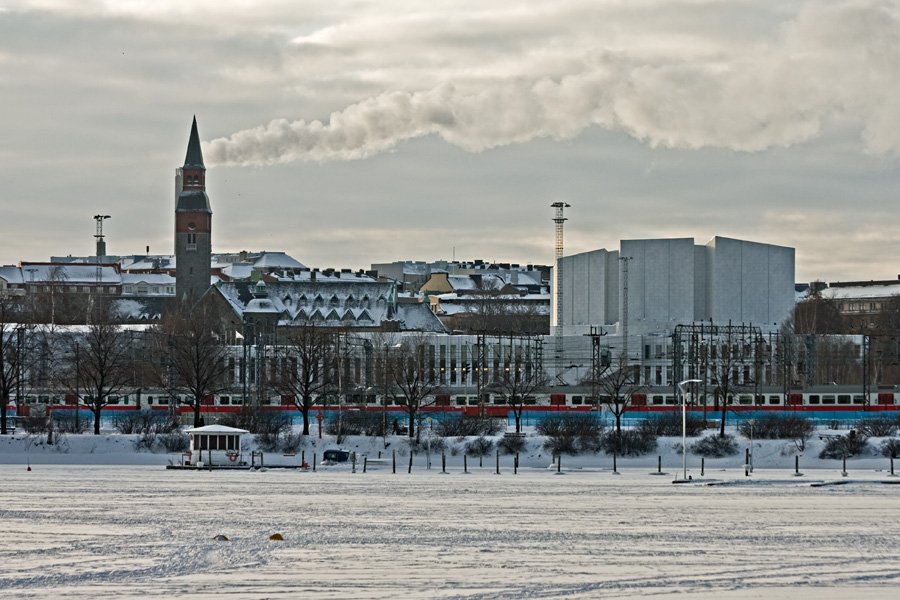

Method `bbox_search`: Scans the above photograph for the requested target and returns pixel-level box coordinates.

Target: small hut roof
[185,425,249,434]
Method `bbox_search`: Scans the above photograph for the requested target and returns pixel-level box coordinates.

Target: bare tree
[386,334,444,439]
[155,304,231,428]
[581,349,644,435]
[706,329,759,438]
[0,295,29,434]
[71,302,132,435]
[485,335,547,433]
[271,325,336,435]
[792,288,844,335]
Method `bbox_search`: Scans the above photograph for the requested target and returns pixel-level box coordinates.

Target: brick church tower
[175,116,212,303]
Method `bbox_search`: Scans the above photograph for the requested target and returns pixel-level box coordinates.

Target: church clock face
[187,222,196,231]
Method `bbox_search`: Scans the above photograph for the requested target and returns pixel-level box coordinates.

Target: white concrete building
[555,236,795,337]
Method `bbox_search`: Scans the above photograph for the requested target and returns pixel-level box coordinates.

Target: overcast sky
[2,0,899,283]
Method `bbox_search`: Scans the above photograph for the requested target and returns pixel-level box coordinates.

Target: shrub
[20,414,50,434]
[599,430,657,456]
[879,438,900,458]
[690,434,739,458]
[325,411,384,437]
[536,414,605,455]
[279,430,303,454]
[464,436,494,457]
[405,432,446,454]
[434,416,504,437]
[157,431,189,453]
[51,412,90,434]
[819,431,870,459]
[638,414,704,437]
[737,414,815,451]
[133,431,157,452]
[856,417,898,438]
[497,434,526,455]
[114,411,180,435]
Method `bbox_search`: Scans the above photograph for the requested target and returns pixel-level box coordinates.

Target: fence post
[658,456,662,474]
[442,452,446,473]
[409,452,413,474]
[313,453,316,471]
[464,454,467,473]
[496,450,500,475]
[363,456,367,473]
[393,449,396,474]
[701,457,705,476]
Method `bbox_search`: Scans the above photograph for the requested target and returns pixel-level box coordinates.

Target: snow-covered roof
[0,266,24,284]
[214,280,396,327]
[253,252,307,270]
[393,303,448,332]
[18,263,121,284]
[121,272,175,285]
[185,425,249,434]
[823,285,900,300]
[287,270,377,283]
[222,262,254,280]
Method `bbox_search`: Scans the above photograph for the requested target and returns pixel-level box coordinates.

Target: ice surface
[2,456,900,599]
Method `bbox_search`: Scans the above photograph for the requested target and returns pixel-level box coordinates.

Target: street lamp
[426,416,433,469]
[748,418,755,473]
[678,379,702,481]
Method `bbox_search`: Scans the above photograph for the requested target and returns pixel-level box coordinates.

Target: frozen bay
[2,465,900,599]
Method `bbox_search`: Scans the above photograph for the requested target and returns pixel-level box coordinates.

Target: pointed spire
[183,115,205,170]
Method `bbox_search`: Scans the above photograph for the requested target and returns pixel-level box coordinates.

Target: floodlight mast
[551,202,570,361]
[93,214,111,258]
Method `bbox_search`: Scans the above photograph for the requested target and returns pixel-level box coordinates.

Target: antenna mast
[551,202,570,359]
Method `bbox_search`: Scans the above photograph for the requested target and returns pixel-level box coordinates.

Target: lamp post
[678,379,702,481]
[748,418,755,473]
[426,416,433,469]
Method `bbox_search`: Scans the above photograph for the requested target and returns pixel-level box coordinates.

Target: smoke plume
[205,1,900,167]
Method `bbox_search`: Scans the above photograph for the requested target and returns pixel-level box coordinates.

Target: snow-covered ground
[2,430,900,598]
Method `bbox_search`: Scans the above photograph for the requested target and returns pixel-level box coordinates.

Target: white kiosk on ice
[185,424,248,467]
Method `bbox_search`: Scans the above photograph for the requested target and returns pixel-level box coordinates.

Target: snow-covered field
[2,431,900,599]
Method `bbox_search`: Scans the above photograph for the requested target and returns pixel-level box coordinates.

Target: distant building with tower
[174,116,213,303]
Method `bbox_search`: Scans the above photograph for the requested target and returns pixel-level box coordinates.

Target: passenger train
[8,385,900,419]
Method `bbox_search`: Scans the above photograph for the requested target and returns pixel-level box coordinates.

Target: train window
[738,395,752,405]
[808,395,820,405]
[493,397,504,404]
[572,396,583,405]
[837,395,851,405]
[524,397,537,405]
[468,398,479,406]
[456,397,466,406]
[158,397,168,405]
[652,395,664,405]
[108,396,119,405]
[665,396,676,405]
[822,395,836,405]
[220,397,230,405]
[233,398,243,405]
[769,396,780,404]
[853,396,865,404]
[147,397,153,404]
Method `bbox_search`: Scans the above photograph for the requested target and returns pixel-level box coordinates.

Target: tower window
[187,233,197,250]
[188,222,196,231]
